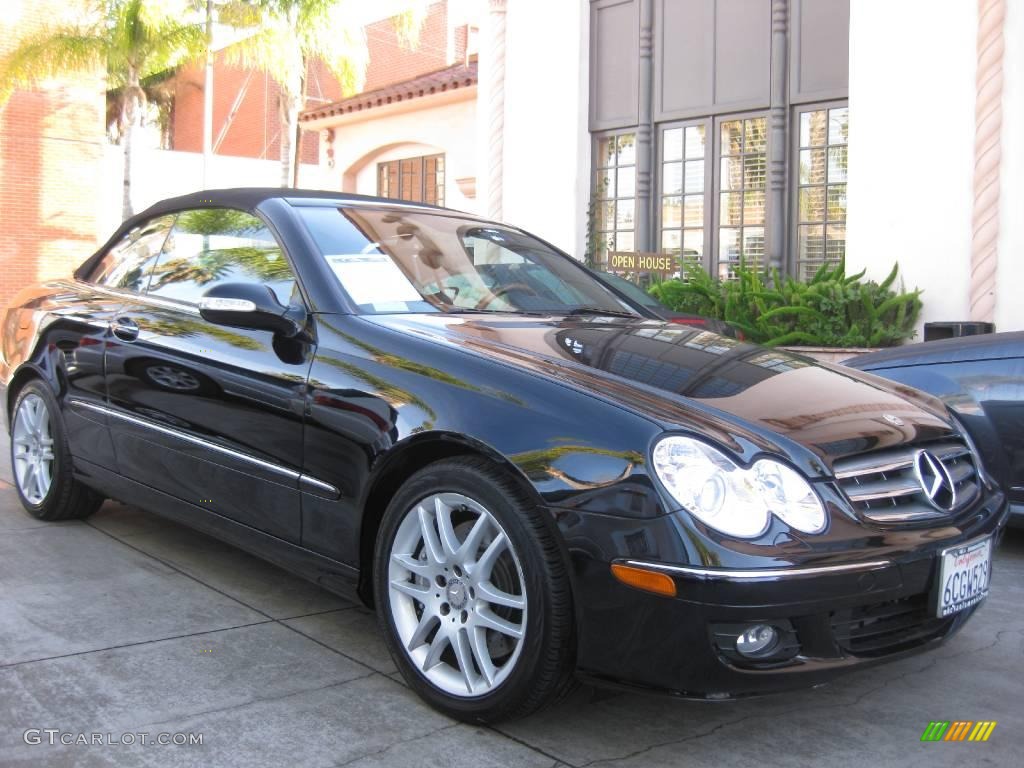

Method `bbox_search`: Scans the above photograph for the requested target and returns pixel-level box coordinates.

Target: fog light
[735,624,779,657]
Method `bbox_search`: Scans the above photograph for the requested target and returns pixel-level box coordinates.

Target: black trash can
[923,321,995,342]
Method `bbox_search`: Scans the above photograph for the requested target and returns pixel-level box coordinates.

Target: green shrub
[648,260,922,348]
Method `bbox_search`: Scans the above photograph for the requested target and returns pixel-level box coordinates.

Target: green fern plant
[648,260,921,347]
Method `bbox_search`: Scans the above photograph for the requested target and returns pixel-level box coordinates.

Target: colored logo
[921,721,997,742]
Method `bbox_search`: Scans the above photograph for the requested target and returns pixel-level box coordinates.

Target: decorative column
[485,0,507,220]
[767,0,789,272]
[969,0,1005,323]
[636,0,654,252]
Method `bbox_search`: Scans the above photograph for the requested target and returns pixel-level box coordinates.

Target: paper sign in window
[326,254,422,306]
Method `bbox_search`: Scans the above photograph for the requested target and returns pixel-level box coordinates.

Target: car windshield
[296,205,636,316]
[595,271,663,309]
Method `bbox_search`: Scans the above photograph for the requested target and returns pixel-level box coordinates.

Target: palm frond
[136,0,197,30]
[392,2,428,50]
[218,0,263,29]
[223,25,304,93]
[0,29,108,103]
[141,22,206,78]
[306,15,367,95]
[222,1,368,96]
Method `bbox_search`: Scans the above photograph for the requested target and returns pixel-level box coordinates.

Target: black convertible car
[847,332,1024,527]
[1,189,1010,722]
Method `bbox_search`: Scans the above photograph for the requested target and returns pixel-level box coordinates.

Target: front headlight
[652,436,827,538]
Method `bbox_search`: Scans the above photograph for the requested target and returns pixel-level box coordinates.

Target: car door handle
[111,317,139,342]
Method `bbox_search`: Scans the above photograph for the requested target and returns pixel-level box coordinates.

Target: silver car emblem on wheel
[12,393,55,505]
[388,492,527,697]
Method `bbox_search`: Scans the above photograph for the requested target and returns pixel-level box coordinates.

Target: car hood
[365,314,955,473]
[848,330,1024,370]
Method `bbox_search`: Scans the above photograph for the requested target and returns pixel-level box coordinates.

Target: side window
[86,215,175,292]
[147,208,297,306]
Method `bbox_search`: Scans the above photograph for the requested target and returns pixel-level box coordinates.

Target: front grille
[833,439,979,524]
[831,594,955,656]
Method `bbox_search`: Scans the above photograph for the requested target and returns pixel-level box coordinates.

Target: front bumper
[561,489,1010,698]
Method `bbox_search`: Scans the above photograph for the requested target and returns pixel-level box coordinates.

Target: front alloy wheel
[375,458,575,722]
[388,492,527,697]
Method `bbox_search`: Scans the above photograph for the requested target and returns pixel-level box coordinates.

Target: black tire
[9,380,103,521]
[374,457,576,723]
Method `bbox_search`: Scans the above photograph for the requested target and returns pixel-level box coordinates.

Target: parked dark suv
[2,189,1009,722]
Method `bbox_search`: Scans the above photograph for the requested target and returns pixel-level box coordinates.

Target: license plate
[936,537,991,617]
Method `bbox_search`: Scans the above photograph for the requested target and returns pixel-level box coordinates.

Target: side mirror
[198,283,306,338]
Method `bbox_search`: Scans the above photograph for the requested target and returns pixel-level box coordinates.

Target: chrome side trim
[299,474,341,497]
[622,558,891,580]
[68,400,338,496]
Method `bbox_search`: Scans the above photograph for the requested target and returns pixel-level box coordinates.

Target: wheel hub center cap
[446,578,468,609]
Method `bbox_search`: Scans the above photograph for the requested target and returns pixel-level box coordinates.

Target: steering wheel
[475,282,537,310]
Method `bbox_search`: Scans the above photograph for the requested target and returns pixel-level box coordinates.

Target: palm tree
[221,0,368,187]
[0,1,205,219]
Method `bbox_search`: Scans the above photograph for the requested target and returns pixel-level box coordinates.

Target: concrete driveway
[1,431,1022,768]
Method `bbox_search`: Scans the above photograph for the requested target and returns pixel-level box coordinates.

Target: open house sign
[608,252,678,274]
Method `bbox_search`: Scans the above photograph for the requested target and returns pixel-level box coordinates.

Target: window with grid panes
[717,116,767,280]
[796,105,847,280]
[592,133,636,267]
[377,153,445,205]
[660,123,707,271]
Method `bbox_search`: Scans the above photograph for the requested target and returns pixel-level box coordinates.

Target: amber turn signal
[610,563,677,597]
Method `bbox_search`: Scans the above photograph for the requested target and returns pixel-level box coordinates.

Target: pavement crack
[131,670,378,732]
[84,520,276,621]
[489,725,577,767]
[0,620,275,669]
[326,722,462,768]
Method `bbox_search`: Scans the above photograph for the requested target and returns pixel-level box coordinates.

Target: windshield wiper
[441,307,548,316]
[561,306,639,318]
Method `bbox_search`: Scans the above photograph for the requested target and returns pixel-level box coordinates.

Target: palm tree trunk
[121,76,144,220]
[279,90,300,188]
[291,64,307,188]
[121,109,136,219]
[122,99,134,220]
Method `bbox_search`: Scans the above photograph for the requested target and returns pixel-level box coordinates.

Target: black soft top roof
[133,187,448,219]
[75,187,457,280]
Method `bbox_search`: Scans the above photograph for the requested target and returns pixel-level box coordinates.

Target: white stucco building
[301,0,1024,335]
[846,0,1024,334]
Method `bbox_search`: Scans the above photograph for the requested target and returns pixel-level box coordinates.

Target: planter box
[779,346,881,365]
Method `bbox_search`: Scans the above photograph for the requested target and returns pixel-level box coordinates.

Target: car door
[57,214,178,472]
[103,207,313,541]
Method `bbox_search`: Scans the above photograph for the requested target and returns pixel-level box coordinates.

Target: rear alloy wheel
[375,458,575,722]
[10,380,102,521]
[12,393,54,505]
